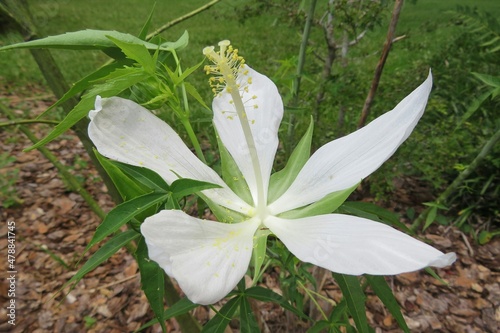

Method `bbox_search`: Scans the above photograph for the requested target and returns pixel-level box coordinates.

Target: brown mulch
[0,85,498,333]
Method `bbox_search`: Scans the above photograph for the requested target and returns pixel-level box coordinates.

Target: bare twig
[357,0,404,128]
[146,0,221,40]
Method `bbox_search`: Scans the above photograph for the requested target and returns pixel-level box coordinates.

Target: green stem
[171,51,207,163]
[287,0,317,155]
[0,119,59,127]
[180,116,206,163]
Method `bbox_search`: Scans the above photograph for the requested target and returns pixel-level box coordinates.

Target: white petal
[264,214,456,275]
[88,97,252,215]
[269,73,433,214]
[213,66,283,205]
[141,210,260,305]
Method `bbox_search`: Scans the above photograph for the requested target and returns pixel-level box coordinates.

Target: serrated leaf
[113,161,170,192]
[26,67,149,151]
[245,286,308,319]
[201,297,240,333]
[279,183,358,219]
[268,117,313,203]
[85,191,169,252]
[333,273,369,333]
[107,36,156,74]
[365,275,409,333]
[239,297,260,333]
[37,61,128,119]
[136,237,166,333]
[65,230,140,290]
[0,29,179,52]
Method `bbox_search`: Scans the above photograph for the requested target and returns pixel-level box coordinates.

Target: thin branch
[357,0,404,128]
[146,0,221,40]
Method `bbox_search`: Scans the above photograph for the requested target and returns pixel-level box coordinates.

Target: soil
[0,85,498,333]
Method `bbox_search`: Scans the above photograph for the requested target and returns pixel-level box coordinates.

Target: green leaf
[25,67,150,151]
[107,36,156,74]
[160,30,189,51]
[423,206,437,231]
[245,286,308,319]
[85,191,169,252]
[339,201,412,234]
[472,72,500,88]
[136,237,166,333]
[136,297,198,332]
[456,90,493,129]
[65,230,140,289]
[139,3,156,40]
[332,273,369,333]
[365,275,409,333]
[217,134,253,205]
[0,29,180,52]
[279,183,358,219]
[170,178,222,199]
[95,150,150,200]
[184,81,211,110]
[268,117,313,203]
[239,297,260,333]
[201,296,240,333]
[113,161,170,192]
[37,61,128,119]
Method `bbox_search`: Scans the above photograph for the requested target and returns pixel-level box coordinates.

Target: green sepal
[332,273,369,333]
[217,133,253,206]
[201,296,240,333]
[278,182,358,219]
[251,229,270,284]
[365,275,410,333]
[136,237,167,333]
[268,117,313,203]
[199,193,249,223]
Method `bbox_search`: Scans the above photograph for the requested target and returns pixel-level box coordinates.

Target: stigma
[203,40,250,97]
